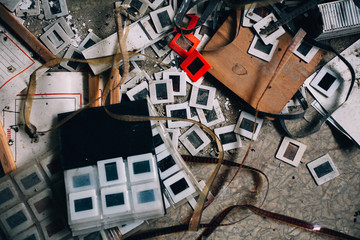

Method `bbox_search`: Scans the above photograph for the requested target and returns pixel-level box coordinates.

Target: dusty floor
[13,0,360,239]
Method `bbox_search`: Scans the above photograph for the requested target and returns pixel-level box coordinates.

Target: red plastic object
[180,50,211,82]
[184,14,199,29]
[174,14,199,32]
[169,33,200,58]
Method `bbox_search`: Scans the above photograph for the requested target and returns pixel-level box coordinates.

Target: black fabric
[58,100,154,170]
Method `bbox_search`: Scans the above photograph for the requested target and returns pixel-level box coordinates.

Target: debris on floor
[0,0,360,239]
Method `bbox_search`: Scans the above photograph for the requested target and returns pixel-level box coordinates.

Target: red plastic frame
[168,33,200,58]
[180,50,210,82]
[174,14,200,32]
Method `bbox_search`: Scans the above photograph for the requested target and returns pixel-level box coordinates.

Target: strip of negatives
[196,99,225,127]
[180,125,211,155]
[149,79,175,104]
[275,136,307,167]
[234,111,264,141]
[293,40,319,63]
[163,71,186,96]
[307,154,339,185]
[165,102,192,128]
[150,5,175,33]
[189,85,216,110]
[253,13,285,45]
[248,35,278,62]
[214,124,242,151]
[310,67,342,97]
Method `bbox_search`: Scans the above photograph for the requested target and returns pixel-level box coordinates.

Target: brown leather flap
[202,14,324,114]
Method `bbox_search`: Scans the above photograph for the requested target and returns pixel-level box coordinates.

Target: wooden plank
[0,122,16,174]
[0,4,56,62]
[110,70,121,104]
[88,73,100,107]
[202,15,324,114]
